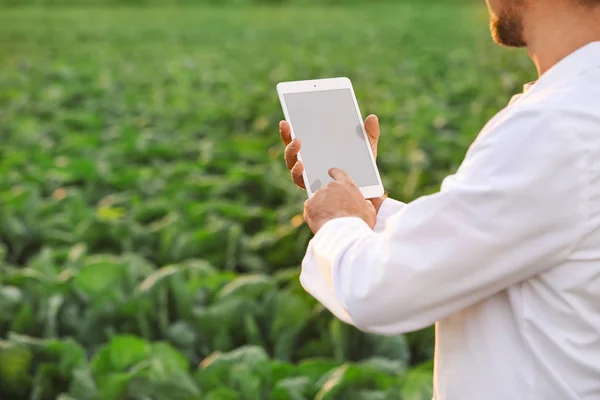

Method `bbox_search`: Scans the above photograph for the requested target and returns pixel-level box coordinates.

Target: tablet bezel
[277,77,385,199]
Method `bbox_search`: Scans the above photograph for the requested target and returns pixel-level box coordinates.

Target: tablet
[277,77,385,199]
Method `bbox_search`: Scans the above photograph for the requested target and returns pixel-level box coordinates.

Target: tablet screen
[284,89,379,192]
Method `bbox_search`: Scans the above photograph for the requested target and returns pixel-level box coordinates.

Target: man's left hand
[304,168,377,234]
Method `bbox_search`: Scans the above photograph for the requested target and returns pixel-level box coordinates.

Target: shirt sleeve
[373,174,458,233]
[373,198,406,233]
[299,109,587,335]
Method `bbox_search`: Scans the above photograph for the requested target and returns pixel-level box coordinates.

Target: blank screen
[284,89,378,192]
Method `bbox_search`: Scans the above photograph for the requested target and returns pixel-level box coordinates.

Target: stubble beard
[490,2,527,48]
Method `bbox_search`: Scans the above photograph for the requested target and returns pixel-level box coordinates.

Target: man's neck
[524,2,600,76]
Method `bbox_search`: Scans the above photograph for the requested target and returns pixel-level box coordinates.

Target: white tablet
[277,77,385,199]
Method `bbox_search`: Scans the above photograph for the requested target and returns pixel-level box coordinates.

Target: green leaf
[27,247,59,277]
[194,296,259,351]
[405,327,435,365]
[67,368,98,400]
[90,335,151,375]
[6,334,87,378]
[270,291,312,338]
[57,395,78,400]
[67,243,88,263]
[399,361,434,400]
[148,342,189,376]
[196,346,269,392]
[3,215,28,239]
[273,268,301,289]
[297,358,338,382]
[315,362,399,400]
[215,274,276,301]
[167,321,197,349]
[73,256,126,299]
[269,291,312,361]
[359,357,405,376]
[196,353,231,392]
[136,264,181,294]
[0,285,23,311]
[97,205,126,221]
[10,303,36,333]
[271,376,312,400]
[243,314,265,347]
[269,360,298,384]
[329,319,349,363]
[31,362,65,400]
[5,267,49,286]
[126,373,200,400]
[229,362,264,399]
[96,372,132,399]
[0,343,33,397]
[168,272,195,321]
[192,271,237,298]
[343,389,400,400]
[45,338,87,377]
[43,294,64,338]
[367,334,411,365]
[204,388,241,400]
[296,337,335,361]
[315,364,350,400]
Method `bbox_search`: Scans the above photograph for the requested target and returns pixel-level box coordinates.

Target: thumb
[329,168,351,181]
[366,200,377,213]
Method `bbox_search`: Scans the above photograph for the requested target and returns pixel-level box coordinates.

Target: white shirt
[300,41,600,400]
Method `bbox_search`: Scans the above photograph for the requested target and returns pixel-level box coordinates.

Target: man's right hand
[278,114,382,190]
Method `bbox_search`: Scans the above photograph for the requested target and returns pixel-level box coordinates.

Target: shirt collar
[523,41,600,94]
[523,81,536,93]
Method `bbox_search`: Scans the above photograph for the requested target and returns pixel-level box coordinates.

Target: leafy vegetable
[0,2,532,399]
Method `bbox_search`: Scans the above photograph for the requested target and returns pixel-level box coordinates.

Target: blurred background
[0,0,534,399]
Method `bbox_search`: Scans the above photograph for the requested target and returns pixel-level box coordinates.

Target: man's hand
[279,115,386,212]
[304,168,377,234]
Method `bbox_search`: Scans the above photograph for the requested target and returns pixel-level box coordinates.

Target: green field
[0,3,534,399]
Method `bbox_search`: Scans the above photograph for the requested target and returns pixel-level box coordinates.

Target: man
[278,0,600,399]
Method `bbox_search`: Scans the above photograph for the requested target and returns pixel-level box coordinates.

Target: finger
[364,114,380,156]
[328,168,352,182]
[366,200,376,212]
[368,196,386,213]
[284,139,301,170]
[291,161,306,189]
[279,120,292,146]
[303,198,312,218]
[364,115,380,142]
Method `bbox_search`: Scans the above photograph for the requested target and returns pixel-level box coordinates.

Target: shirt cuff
[299,217,373,325]
[374,198,407,233]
